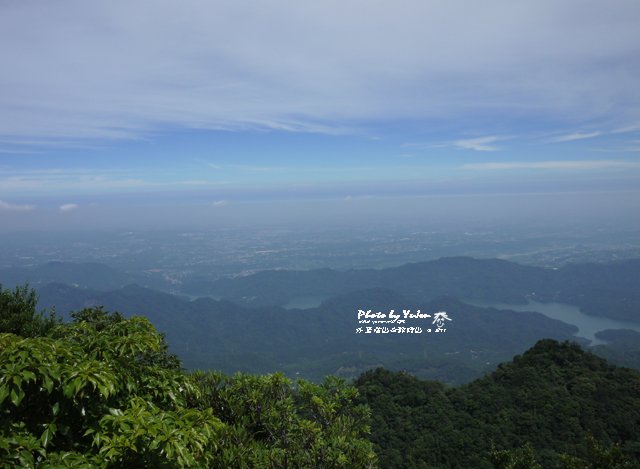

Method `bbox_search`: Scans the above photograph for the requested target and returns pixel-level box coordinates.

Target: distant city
[2,222,639,298]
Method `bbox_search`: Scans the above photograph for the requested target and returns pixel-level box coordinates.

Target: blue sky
[1,1,639,229]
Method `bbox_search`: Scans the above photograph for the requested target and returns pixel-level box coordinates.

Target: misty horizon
[1,1,639,236]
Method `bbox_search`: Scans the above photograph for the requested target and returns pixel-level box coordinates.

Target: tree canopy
[356,340,640,468]
[0,286,376,468]
[0,284,58,338]
[4,284,639,468]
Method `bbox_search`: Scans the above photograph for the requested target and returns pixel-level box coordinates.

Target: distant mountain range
[2,257,639,383]
[5,256,639,321]
[33,282,581,383]
[0,261,170,292]
[204,256,640,321]
[0,261,135,291]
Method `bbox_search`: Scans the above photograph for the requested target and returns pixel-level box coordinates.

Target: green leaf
[10,388,25,406]
[17,450,35,467]
[43,376,54,393]
[0,385,9,404]
[63,381,76,398]
[97,383,109,398]
[22,370,36,382]
[41,427,51,447]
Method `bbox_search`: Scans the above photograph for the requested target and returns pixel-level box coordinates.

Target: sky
[1,0,639,231]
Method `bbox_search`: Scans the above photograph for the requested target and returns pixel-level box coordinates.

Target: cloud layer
[59,203,79,212]
[453,136,506,152]
[460,160,640,171]
[1,0,639,145]
[0,200,35,211]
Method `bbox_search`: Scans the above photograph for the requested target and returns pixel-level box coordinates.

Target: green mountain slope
[356,339,640,468]
[205,257,640,321]
[6,257,640,320]
[33,283,580,384]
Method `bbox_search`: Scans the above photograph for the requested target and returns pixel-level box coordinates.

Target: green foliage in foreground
[6,283,640,468]
[0,293,376,467]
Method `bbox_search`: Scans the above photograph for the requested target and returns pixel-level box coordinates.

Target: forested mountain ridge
[3,257,640,383]
[33,283,581,384]
[5,257,640,321]
[204,257,640,321]
[2,285,639,468]
[356,339,640,468]
[205,257,551,306]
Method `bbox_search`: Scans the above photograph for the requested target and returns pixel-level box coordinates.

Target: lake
[465,299,640,345]
[283,295,640,345]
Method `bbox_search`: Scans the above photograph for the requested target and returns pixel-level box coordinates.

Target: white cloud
[453,136,505,152]
[548,131,602,143]
[0,200,35,211]
[0,174,148,194]
[211,200,228,207]
[0,1,639,145]
[611,124,640,134]
[460,160,640,170]
[0,166,237,196]
[59,203,79,212]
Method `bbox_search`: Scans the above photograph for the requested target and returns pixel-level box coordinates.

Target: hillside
[34,283,580,384]
[3,284,639,467]
[205,257,640,321]
[356,339,640,468]
[7,257,640,321]
[4,257,640,382]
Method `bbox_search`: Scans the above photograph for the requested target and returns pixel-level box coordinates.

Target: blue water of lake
[464,299,640,345]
